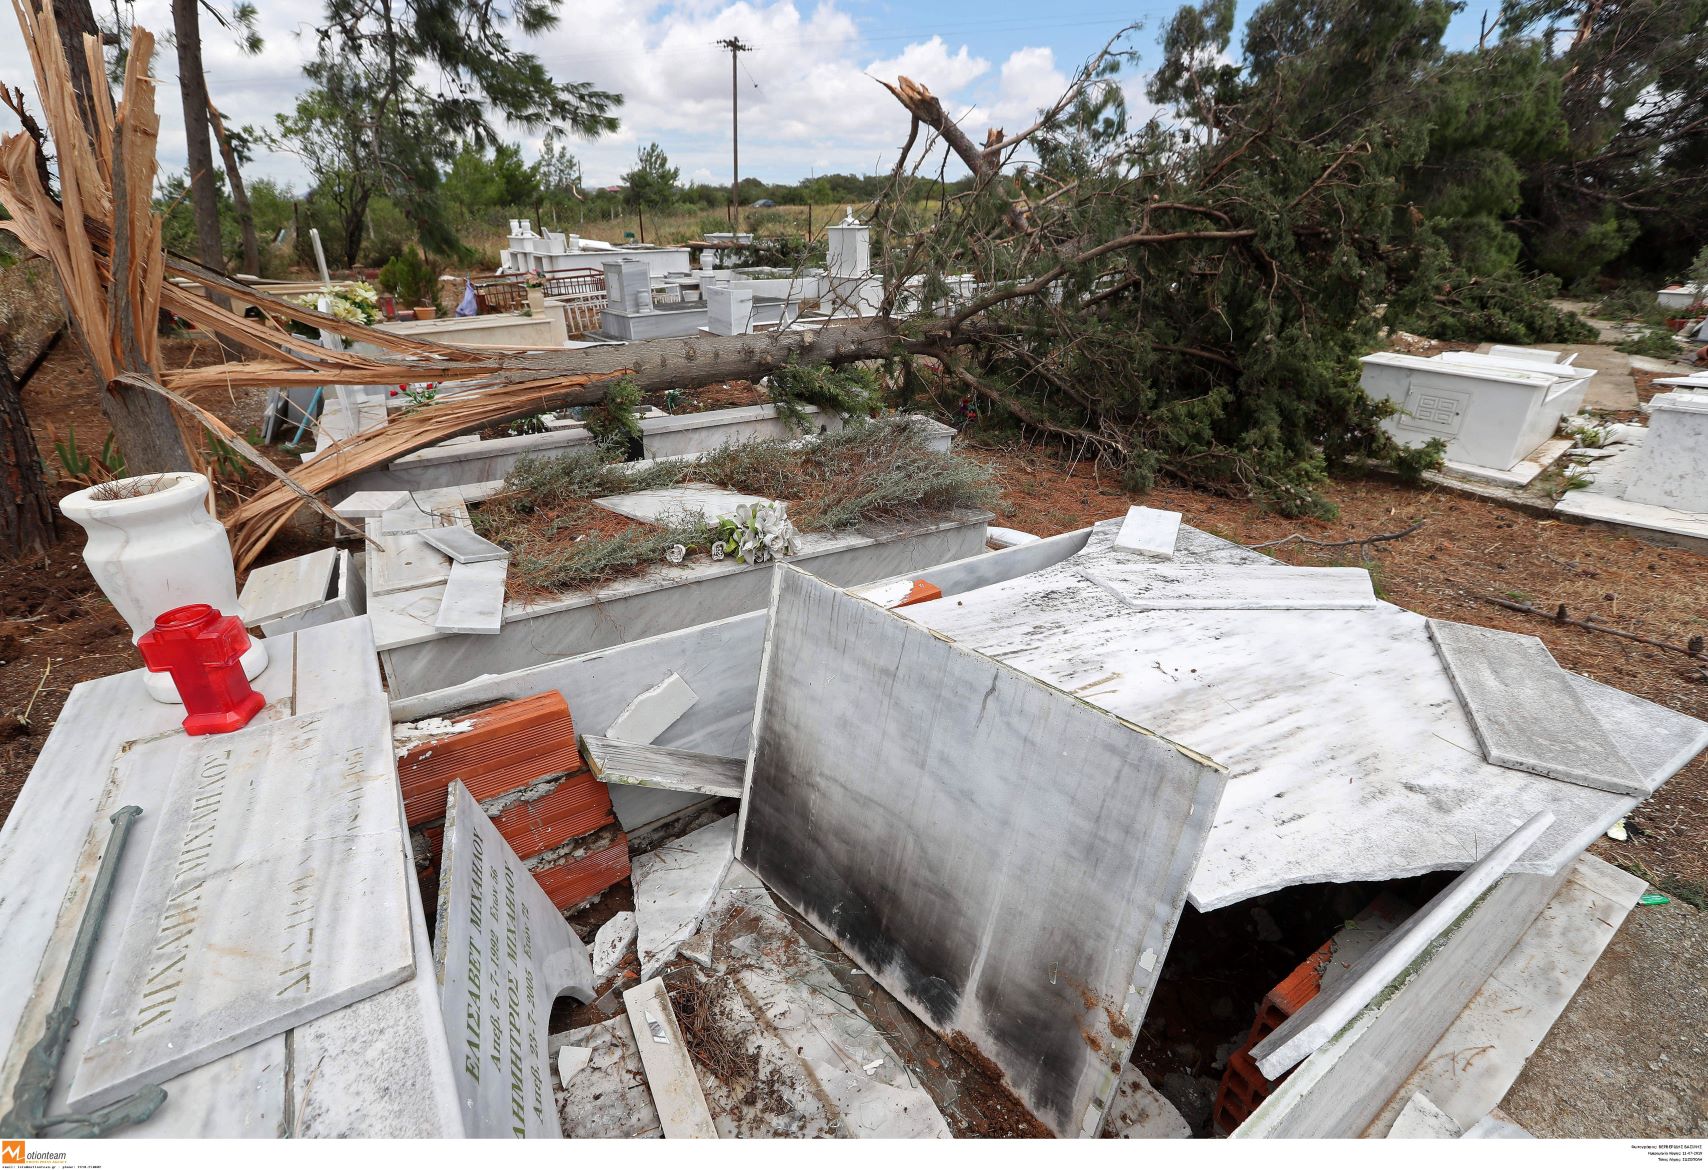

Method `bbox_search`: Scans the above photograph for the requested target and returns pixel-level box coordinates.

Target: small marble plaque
[68,702,414,1111]
[433,781,596,1138]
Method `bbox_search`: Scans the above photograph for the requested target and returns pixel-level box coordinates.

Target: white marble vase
[60,471,267,703]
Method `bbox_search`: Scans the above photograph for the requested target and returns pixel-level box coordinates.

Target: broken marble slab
[555,1044,592,1089]
[606,673,697,744]
[595,484,780,526]
[432,780,596,1138]
[741,567,1226,1138]
[1389,1091,1462,1138]
[623,978,717,1139]
[238,547,338,627]
[1078,561,1379,611]
[434,559,507,635]
[1250,811,1553,1080]
[419,525,509,565]
[367,525,453,595]
[552,1016,662,1139]
[68,703,414,1112]
[1101,1065,1192,1138]
[1113,505,1182,559]
[1428,619,1645,796]
[334,489,409,519]
[632,815,736,979]
[582,736,745,800]
[380,488,470,534]
[591,911,636,982]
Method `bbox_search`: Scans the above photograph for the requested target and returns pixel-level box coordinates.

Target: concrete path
[1477,341,1638,410]
[1502,899,1708,1138]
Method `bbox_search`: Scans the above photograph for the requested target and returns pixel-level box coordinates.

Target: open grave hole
[1129,872,1456,1136]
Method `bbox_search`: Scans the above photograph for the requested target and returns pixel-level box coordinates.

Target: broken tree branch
[1250,520,1426,555]
[1477,594,1707,661]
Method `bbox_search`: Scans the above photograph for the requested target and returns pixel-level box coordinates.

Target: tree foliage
[868,0,1610,516]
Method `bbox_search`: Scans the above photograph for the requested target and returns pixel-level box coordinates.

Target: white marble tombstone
[826,217,870,280]
[68,702,415,1112]
[1623,392,1708,514]
[706,284,755,335]
[433,780,596,1138]
[603,259,654,315]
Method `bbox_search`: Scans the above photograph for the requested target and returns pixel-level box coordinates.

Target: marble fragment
[1113,506,1182,559]
[632,816,736,979]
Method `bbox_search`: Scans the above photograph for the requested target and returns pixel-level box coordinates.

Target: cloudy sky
[0,0,1488,191]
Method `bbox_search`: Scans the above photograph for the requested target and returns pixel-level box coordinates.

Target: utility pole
[716,36,752,231]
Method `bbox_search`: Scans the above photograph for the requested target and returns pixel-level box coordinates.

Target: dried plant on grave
[473,420,995,595]
[659,965,760,1088]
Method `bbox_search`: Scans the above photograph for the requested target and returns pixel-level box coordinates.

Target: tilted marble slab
[238,546,338,626]
[1250,812,1554,1079]
[582,736,745,800]
[1371,854,1645,1138]
[0,617,463,1136]
[897,533,1708,910]
[420,524,510,564]
[433,780,595,1138]
[739,567,1226,1138]
[435,560,508,635]
[1428,619,1645,795]
[68,700,415,1111]
[1113,505,1181,558]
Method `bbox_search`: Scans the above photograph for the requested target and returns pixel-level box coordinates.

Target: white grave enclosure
[1360,352,1580,474]
[434,780,595,1138]
[1622,392,1708,513]
[68,701,415,1112]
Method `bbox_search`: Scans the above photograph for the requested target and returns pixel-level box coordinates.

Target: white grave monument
[433,780,595,1138]
[824,209,884,317]
[1622,391,1708,513]
[706,283,755,335]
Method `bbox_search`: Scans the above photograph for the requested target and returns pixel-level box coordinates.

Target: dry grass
[472,418,996,596]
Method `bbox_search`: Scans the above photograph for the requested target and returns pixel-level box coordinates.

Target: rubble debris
[1101,1065,1192,1138]
[591,911,637,982]
[632,816,736,978]
[623,978,719,1139]
[582,735,745,799]
[555,1045,592,1089]
[551,1017,663,1139]
[1251,812,1554,1080]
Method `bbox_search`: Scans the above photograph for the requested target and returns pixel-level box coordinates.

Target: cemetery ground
[2,333,1706,1134]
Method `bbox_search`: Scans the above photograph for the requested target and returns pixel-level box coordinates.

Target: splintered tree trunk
[52,0,103,142]
[0,358,56,560]
[208,100,260,276]
[171,0,226,277]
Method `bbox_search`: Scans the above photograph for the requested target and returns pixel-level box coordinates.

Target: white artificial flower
[665,544,686,564]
